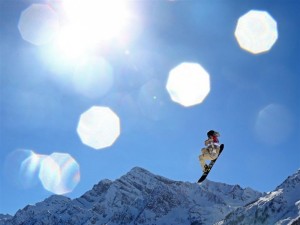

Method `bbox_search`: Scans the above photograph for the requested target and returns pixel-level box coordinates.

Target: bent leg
[211,146,220,161]
[199,154,206,170]
[199,148,214,172]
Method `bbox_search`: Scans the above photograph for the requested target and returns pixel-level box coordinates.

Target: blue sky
[1,0,299,215]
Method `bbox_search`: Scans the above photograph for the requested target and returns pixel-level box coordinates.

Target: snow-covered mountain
[0,214,12,224]
[216,169,300,225]
[0,167,298,225]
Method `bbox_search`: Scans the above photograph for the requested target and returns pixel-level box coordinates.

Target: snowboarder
[199,130,221,173]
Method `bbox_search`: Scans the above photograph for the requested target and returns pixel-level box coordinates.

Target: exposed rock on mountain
[1,167,299,225]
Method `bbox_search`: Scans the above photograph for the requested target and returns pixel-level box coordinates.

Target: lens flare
[4,150,80,194]
[255,104,294,145]
[62,0,130,41]
[138,79,167,121]
[18,4,60,46]
[55,0,132,58]
[53,24,88,60]
[4,150,46,189]
[72,57,114,98]
[235,10,278,54]
[77,106,121,149]
[39,152,80,195]
[166,62,210,107]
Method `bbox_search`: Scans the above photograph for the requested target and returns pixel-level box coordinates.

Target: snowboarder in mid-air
[198,130,224,183]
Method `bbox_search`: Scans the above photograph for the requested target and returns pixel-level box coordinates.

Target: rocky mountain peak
[275,169,300,192]
[217,169,300,225]
[1,167,299,225]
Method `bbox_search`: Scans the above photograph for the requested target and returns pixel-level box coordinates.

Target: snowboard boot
[203,164,210,173]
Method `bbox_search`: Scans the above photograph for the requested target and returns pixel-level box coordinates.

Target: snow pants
[199,146,220,172]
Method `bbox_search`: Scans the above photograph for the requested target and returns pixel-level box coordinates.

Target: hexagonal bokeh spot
[255,104,294,145]
[235,10,278,54]
[166,62,210,107]
[39,152,80,195]
[77,106,121,149]
[18,4,59,46]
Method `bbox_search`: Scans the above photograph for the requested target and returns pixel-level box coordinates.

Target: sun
[56,0,132,57]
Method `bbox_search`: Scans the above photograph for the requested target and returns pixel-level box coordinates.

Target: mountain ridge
[216,169,300,225]
[1,167,299,225]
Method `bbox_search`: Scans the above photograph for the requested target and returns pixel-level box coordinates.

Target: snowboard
[197,144,224,183]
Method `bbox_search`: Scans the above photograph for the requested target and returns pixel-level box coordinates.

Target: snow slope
[0,167,262,225]
[216,169,300,225]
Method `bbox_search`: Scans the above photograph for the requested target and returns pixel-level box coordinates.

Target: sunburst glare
[55,0,133,58]
[72,57,114,98]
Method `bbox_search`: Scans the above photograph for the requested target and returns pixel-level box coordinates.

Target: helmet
[207,130,220,137]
